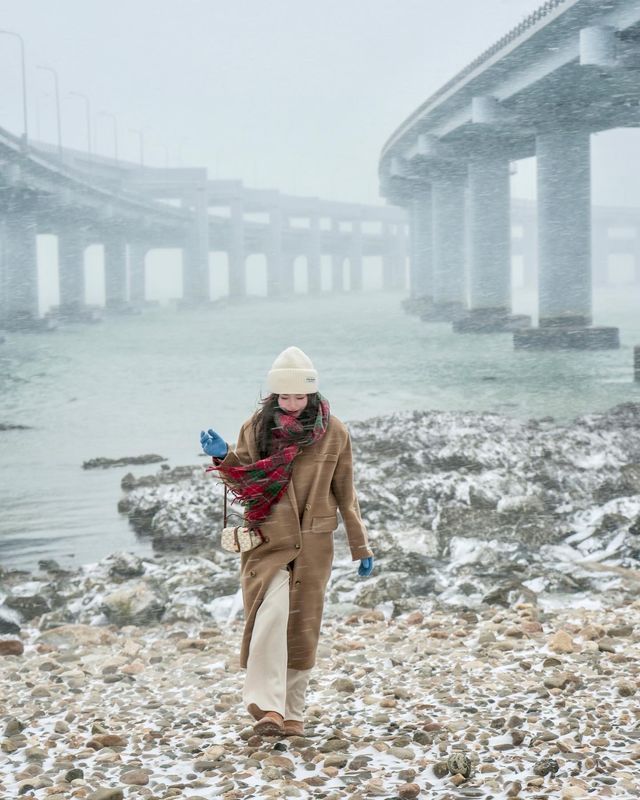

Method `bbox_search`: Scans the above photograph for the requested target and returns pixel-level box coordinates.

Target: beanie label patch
[305,376,316,383]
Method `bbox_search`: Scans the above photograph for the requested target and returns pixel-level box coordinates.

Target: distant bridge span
[0,126,408,325]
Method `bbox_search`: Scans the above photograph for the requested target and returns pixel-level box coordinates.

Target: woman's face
[278,394,308,417]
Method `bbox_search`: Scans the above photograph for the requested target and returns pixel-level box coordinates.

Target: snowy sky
[1,0,639,207]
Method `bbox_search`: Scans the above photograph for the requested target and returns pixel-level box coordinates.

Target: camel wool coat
[217,414,373,671]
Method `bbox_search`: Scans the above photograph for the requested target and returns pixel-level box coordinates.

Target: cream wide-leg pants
[242,566,312,721]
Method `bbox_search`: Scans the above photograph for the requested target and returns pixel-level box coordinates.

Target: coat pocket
[314,453,338,462]
[311,515,338,532]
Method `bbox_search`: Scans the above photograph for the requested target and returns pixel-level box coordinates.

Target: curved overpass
[379,0,640,348]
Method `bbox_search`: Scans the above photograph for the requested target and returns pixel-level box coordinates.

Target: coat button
[295,580,301,586]
[263,537,270,543]
[295,543,300,549]
[305,504,311,511]
[249,570,256,577]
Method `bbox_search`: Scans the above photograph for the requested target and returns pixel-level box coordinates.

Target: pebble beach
[1,596,639,800]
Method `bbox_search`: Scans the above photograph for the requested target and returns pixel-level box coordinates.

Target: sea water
[1,286,639,571]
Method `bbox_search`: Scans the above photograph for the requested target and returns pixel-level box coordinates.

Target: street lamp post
[175,137,189,167]
[129,128,145,167]
[0,29,29,145]
[98,111,119,164]
[157,142,169,168]
[69,91,92,160]
[37,65,62,157]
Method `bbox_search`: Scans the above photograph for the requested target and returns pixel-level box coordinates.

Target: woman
[200,346,374,737]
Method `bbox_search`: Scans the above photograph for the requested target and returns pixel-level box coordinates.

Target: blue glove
[358,556,374,577]
[200,428,228,459]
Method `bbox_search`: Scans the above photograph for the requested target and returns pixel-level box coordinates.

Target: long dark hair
[252,392,321,459]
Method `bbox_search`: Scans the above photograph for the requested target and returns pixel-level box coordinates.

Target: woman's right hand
[200,428,228,458]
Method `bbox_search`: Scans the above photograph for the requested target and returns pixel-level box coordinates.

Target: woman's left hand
[200,429,228,458]
[358,556,374,577]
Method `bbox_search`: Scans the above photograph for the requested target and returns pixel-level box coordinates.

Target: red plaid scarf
[208,395,330,528]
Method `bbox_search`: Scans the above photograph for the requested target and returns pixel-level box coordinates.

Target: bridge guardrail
[381,0,569,159]
[0,124,192,224]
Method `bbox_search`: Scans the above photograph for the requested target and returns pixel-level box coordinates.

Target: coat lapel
[287,475,300,521]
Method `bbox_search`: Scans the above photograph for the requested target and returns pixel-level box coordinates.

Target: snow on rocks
[118,403,640,573]
[2,403,640,637]
[118,466,226,549]
[0,552,240,635]
[350,403,640,551]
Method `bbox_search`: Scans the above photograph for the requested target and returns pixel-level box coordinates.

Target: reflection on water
[0,287,639,571]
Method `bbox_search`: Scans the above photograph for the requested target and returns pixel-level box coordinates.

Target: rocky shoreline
[115,401,640,609]
[1,403,640,798]
[1,403,638,635]
[82,455,168,471]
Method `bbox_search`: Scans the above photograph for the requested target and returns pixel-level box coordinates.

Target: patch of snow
[538,592,604,611]
[521,576,547,593]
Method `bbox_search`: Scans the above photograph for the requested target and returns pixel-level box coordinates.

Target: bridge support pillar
[349,219,363,292]
[520,219,538,290]
[538,132,591,327]
[228,200,246,299]
[382,223,394,291]
[382,222,405,291]
[430,176,466,321]
[182,185,210,304]
[409,190,432,298]
[330,220,344,292]
[281,255,295,294]
[406,189,433,314]
[397,224,408,290]
[591,221,610,288]
[104,237,128,309]
[129,244,147,305]
[57,226,86,317]
[455,158,528,332]
[307,216,322,295]
[332,252,345,292]
[266,206,283,297]
[1,208,39,326]
[514,131,618,349]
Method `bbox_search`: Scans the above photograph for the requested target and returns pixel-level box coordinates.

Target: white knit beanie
[267,346,319,394]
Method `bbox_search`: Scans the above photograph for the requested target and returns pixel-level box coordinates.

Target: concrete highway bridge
[0,126,408,329]
[379,0,640,348]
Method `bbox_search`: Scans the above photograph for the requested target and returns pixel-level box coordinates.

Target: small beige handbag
[220,486,264,553]
[221,525,264,553]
